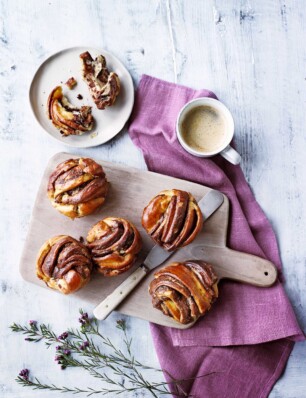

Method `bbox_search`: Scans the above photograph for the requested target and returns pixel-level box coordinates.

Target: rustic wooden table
[0,1,305,397]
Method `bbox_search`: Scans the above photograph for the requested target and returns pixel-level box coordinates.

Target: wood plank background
[0,0,305,397]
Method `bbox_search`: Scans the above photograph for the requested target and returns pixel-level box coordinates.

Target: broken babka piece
[65,77,77,89]
[80,51,120,110]
[47,86,93,136]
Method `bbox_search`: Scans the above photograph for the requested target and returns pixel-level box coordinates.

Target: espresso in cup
[181,105,227,153]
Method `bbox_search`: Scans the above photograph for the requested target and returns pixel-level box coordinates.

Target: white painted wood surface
[0,0,305,397]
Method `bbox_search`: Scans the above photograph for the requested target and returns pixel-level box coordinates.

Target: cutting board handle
[217,249,278,287]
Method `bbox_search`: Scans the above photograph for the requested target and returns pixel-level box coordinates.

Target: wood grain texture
[0,0,305,397]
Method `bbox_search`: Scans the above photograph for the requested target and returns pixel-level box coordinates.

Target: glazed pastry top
[149,260,219,324]
[36,235,93,294]
[86,217,142,276]
[47,157,109,218]
[142,189,203,251]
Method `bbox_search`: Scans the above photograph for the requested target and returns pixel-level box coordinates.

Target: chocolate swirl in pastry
[47,86,93,136]
[86,217,142,276]
[142,189,203,251]
[80,51,120,110]
[36,235,93,294]
[149,260,219,324]
[48,157,109,219]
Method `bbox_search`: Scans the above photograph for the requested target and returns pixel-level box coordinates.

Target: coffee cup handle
[220,145,241,165]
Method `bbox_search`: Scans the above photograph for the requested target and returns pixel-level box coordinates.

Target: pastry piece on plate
[86,217,142,276]
[47,86,93,136]
[48,157,109,219]
[80,51,120,110]
[36,235,93,294]
[65,77,77,89]
[142,189,203,251]
[149,260,219,324]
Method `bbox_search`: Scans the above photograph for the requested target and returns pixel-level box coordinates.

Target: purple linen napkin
[129,75,304,397]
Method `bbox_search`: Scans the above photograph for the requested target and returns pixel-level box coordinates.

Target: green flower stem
[11,313,175,397]
[16,376,165,397]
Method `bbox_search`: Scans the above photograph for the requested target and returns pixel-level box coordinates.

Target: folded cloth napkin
[129,75,304,397]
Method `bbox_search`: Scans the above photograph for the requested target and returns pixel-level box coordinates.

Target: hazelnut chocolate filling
[47,86,93,136]
[80,51,120,110]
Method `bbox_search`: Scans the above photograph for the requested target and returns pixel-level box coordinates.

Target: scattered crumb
[11,65,16,70]
[79,236,84,243]
[65,77,77,89]
[90,132,98,139]
[77,94,83,100]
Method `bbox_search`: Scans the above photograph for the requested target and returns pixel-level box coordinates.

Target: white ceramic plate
[29,47,134,148]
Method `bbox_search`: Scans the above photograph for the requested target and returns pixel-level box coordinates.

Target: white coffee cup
[176,97,241,165]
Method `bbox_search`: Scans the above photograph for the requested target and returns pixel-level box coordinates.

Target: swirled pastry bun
[36,235,93,294]
[86,217,142,276]
[149,260,219,324]
[47,157,109,219]
[142,189,203,251]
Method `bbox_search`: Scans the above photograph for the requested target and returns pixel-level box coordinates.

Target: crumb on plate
[65,77,77,89]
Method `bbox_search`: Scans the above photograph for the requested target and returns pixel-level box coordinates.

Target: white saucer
[29,47,134,148]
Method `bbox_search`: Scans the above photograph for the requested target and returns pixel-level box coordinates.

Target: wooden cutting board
[20,152,277,329]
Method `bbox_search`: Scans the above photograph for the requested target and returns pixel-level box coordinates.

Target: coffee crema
[181,105,227,153]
